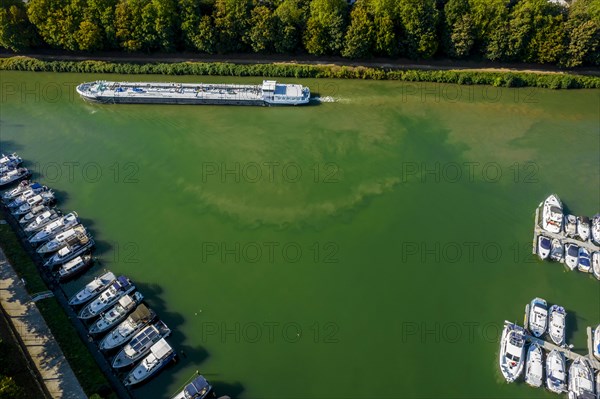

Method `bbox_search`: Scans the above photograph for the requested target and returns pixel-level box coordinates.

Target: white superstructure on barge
[76,80,310,106]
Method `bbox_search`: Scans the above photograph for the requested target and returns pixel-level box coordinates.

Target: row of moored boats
[500,297,600,398]
[0,152,216,395]
[538,194,600,279]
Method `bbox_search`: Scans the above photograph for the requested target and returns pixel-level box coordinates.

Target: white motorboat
[44,235,94,268]
[56,254,93,282]
[577,216,591,242]
[123,338,176,386]
[6,184,46,208]
[565,243,579,271]
[78,276,135,319]
[68,271,116,306]
[528,298,548,337]
[548,305,566,346]
[36,225,86,254]
[538,236,551,260]
[112,320,171,369]
[593,252,600,281]
[99,305,155,351]
[170,375,213,399]
[499,322,526,383]
[0,167,29,187]
[592,214,600,245]
[525,343,543,388]
[594,325,600,361]
[565,214,578,237]
[568,358,594,399]
[28,212,79,243]
[546,349,567,394]
[11,191,54,216]
[89,292,144,335]
[2,180,30,201]
[542,194,563,234]
[578,247,592,273]
[20,206,56,227]
[0,153,22,167]
[550,239,564,262]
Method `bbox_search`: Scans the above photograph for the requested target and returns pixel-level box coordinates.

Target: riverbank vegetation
[0,0,599,68]
[2,56,600,89]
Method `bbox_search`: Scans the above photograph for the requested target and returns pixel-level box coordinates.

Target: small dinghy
[550,239,564,262]
[593,325,600,361]
[528,298,548,337]
[593,252,600,281]
[542,194,563,234]
[36,225,86,254]
[170,375,213,399]
[20,206,56,227]
[525,343,543,388]
[112,320,171,369]
[123,338,176,386]
[546,349,567,394]
[577,216,591,242]
[568,358,594,399]
[592,214,600,245]
[68,271,116,306]
[44,235,94,268]
[565,243,579,271]
[89,292,144,335]
[11,191,55,216]
[499,322,526,383]
[548,305,566,346]
[78,276,135,320]
[578,247,592,273]
[2,180,30,201]
[99,305,155,351]
[0,167,30,187]
[56,254,93,282]
[565,214,578,237]
[28,212,79,243]
[538,236,551,260]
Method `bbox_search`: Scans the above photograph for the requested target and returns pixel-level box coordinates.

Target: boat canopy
[118,295,134,308]
[150,338,172,358]
[31,183,42,190]
[130,304,151,322]
[185,375,211,398]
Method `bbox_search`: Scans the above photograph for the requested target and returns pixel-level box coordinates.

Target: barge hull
[85,96,266,106]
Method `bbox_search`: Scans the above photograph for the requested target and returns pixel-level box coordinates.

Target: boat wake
[312,96,338,103]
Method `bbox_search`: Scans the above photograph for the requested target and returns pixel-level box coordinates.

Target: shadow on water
[0,139,25,153]
[565,309,580,348]
[211,381,244,398]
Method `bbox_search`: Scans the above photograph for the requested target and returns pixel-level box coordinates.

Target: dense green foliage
[0,0,599,66]
[2,56,599,89]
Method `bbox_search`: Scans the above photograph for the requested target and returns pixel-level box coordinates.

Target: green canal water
[0,71,599,399]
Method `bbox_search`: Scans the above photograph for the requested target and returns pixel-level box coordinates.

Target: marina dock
[531,205,600,258]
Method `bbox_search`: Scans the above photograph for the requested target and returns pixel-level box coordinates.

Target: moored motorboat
[525,343,543,388]
[568,358,594,399]
[2,180,30,201]
[6,184,46,208]
[538,236,551,260]
[112,320,171,369]
[577,216,591,242]
[528,298,548,337]
[546,349,567,394]
[11,191,55,216]
[550,239,564,262]
[99,305,155,351]
[565,214,578,237]
[123,338,176,386]
[499,322,526,383]
[578,247,592,273]
[68,271,116,306]
[170,375,213,399]
[36,225,87,254]
[593,252,600,281]
[56,254,93,282]
[78,276,135,320]
[89,292,144,335]
[593,325,600,361]
[592,214,600,245]
[28,212,79,242]
[541,194,563,234]
[44,235,94,268]
[0,167,30,187]
[0,153,22,167]
[565,243,579,271]
[20,206,57,227]
[548,305,566,346]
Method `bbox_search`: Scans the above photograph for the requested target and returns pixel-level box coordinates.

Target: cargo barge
[76,80,310,106]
